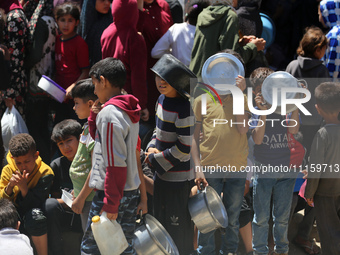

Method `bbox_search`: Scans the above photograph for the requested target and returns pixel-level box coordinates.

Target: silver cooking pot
[188,185,228,234]
[133,214,179,255]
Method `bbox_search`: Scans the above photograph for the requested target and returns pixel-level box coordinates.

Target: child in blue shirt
[249,67,303,255]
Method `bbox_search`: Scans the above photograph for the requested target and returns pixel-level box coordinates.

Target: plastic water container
[91,212,128,255]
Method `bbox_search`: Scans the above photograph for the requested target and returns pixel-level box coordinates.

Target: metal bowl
[261,71,306,114]
[134,214,179,255]
[202,53,245,95]
[188,186,228,234]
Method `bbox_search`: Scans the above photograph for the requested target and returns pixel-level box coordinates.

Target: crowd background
[0,0,338,255]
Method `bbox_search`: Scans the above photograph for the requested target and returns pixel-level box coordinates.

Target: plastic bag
[1,106,29,154]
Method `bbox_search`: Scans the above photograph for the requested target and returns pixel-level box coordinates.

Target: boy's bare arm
[136,149,148,215]
[252,92,267,145]
[235,76,249,135]
[287,108,300,134]
[72,169,93,214]
[143,174,154,195]
[192,122,208,189]
[65,68,90,98]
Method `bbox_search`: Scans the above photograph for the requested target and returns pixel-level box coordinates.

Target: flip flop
[293,237,321,255]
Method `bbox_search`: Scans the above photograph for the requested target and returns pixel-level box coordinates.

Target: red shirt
[55,34,90,89]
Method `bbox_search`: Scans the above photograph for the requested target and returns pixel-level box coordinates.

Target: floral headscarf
[23,0,54,39]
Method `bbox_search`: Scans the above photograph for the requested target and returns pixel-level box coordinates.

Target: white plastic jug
[91,212,128,255]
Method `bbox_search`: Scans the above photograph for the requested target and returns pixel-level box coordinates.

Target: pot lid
[202,53,245,95]
[262,71,299,106]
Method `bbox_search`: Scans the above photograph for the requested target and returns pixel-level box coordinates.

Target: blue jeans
[197,176,246,254]
[252,172,296,255]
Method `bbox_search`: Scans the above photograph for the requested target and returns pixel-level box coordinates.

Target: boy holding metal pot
[144,54,196,255]
[192,51,250,255]
[249,67,303,255]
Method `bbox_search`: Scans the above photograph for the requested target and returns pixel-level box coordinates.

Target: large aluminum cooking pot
[133,214,179,255]
[188,186,228,234]
[261,71,308,114]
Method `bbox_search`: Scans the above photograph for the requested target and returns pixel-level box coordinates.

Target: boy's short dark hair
[54,2,80,21]
[90,58,126,89]
[315,82,340,113]
[0,199,18,230]
[249,67,274,90]
[71,78,97,102]
[9,134,36,157]
[51,119,82,143]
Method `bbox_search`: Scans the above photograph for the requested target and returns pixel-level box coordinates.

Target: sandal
[293,236,321,255]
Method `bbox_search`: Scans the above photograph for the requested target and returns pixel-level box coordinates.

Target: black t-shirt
[50,156,73,195]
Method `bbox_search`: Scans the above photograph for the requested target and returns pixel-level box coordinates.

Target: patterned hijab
[23,0,54,39]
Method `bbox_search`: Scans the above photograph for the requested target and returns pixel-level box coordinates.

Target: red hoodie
[88,94,141,213]
[88,94,141,140]
[101,0,148,110]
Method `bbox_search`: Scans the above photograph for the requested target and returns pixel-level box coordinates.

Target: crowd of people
[0,0,340,255]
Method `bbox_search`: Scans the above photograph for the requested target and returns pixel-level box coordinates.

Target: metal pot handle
[137,210,145,225]
[199,182,205,192]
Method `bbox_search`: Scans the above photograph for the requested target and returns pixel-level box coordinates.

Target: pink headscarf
[0,0,22,13]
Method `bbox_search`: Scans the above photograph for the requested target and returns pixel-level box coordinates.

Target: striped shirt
[148,94,195,182]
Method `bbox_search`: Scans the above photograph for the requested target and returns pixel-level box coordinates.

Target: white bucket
[91,212,128,255]
[37,75,66,103]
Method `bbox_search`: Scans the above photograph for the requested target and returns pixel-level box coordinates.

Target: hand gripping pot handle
[188,184,228,234]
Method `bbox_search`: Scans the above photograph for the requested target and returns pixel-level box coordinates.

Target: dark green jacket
[189,5,257,78]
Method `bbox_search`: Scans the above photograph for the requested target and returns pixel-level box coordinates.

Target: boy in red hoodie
[80,58,141,255]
